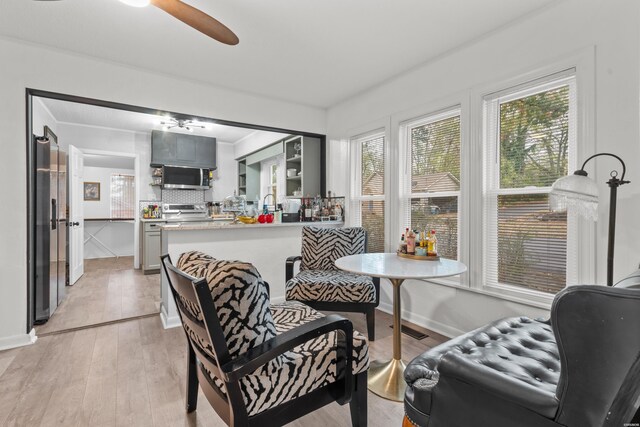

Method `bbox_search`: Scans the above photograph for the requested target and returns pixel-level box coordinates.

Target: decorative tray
[396,251,440,261]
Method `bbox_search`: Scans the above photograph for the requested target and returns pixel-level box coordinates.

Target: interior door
[68,145,84,284]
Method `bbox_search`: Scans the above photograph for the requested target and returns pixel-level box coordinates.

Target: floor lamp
[550,153,630,286]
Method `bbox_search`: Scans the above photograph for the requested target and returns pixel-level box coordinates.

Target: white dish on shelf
[287,168,297,177]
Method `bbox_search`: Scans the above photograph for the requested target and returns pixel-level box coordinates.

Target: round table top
[334,253,467,280]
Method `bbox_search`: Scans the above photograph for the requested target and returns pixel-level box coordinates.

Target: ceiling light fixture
[159,118,206,132]
[119,0,150,7]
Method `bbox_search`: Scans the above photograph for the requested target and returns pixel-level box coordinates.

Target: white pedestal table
[334,253,467,402]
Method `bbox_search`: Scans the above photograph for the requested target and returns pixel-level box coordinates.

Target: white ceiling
[2,0,556,108]
[38,97,278,143]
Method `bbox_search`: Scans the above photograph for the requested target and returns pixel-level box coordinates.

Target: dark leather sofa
[404,270,640,427]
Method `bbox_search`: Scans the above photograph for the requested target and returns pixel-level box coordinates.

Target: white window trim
[473,51,596,306]
[398,107,463,283]
[348,121,391,251]
[392,94,470,288]
[341,48,595,309]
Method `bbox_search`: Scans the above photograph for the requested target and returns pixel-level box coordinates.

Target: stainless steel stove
[162,203,209,222]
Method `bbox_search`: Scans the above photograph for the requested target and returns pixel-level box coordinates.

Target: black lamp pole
[573,153,630,286]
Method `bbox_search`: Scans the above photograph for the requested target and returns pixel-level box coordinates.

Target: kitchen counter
[159,220,344,329]
[161,220,343,231]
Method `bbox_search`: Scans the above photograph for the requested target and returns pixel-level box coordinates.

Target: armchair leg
[366,308,375,341]
[349,372,368,427]
[186,344,199,413]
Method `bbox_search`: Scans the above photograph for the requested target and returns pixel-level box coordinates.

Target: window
[110,174,135,218]
[351,131,385,253]
[260,155,284,205]
[270,163,278,202]
[401,109,461,260]
[483,72,576,295]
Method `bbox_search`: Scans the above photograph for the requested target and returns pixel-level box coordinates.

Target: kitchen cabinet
[151,130,217,169]
[237,159,260,201]
[141,221,164,273]
[285,135,321,197]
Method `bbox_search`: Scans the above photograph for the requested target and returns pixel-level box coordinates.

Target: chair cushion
[176,251,279,366]
[206,301,370,416]
[285,270,377,304]
[300,226,366,271]
[404,317,560,420]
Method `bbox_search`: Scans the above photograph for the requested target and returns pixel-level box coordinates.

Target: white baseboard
[0,328,38,351]
[270,295,285,304]
[377,302,464,339]
[160,306,181,329]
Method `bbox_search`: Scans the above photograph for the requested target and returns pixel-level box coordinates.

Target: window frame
[349,126,390,253]
[400,107,463,266]
[479,69,590,305]
[110,173,135,219]
[342,50,595,309]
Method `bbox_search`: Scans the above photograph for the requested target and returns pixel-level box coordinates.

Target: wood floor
[36,257,161,335]
[0,309,447,427]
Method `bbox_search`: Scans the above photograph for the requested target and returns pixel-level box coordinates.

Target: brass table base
[367,358,407,401]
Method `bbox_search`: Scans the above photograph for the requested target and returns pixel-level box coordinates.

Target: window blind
[110,174,135,218]
[403,109,461,260]
[351,132,385,253]
[484,74,576,294]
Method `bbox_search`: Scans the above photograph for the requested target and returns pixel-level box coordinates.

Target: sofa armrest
[286,255,302,282]
[438,352,559,419]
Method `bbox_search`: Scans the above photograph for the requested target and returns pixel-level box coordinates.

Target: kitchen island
[159,220,344,328]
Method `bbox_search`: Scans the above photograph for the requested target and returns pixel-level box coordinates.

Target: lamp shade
[549,173,599,221]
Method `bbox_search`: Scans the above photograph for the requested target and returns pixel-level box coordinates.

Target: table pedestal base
[367,358,407,402]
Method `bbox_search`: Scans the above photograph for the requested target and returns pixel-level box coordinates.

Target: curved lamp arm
[578,152,629,183]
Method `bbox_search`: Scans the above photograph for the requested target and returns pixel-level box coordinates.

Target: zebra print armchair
[161,251,370,427]
[285,226,380,341]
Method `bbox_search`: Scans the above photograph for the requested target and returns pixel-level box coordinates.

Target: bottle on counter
[427,229,438,256]
[334,202,342,220]
[305,195,312,221]
[299,199,305,222]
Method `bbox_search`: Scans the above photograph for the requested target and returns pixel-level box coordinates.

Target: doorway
[26,89,326,336]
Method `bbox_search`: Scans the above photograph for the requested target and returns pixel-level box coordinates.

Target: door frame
[80,148,139,269]
[25,88,327,333]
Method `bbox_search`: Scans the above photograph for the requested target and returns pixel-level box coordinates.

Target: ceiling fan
[33,0,239,45]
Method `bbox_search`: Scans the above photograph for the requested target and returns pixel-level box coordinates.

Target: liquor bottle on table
[427,230,438,256]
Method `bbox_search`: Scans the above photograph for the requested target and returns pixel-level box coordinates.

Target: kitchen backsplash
[139,190,208,215]
[162,189,205,204]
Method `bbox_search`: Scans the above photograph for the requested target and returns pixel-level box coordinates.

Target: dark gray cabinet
[151,130,217,169]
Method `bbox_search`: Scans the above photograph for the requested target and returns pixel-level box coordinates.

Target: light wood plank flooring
[35,257,161,335]
[1,310,446,427]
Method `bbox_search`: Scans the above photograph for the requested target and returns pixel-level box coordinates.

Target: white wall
[0,36,325,347]
[234,130,289,159]
[327,0,640,336]
[32,98,58,138]
[82,166,136,260]
[208,142,237,201]
[83,166,134,218]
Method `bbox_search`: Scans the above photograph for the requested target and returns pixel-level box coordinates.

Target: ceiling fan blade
[150,0,239,45]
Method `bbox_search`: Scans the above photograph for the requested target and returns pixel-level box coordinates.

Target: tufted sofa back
[552,282,640,426]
